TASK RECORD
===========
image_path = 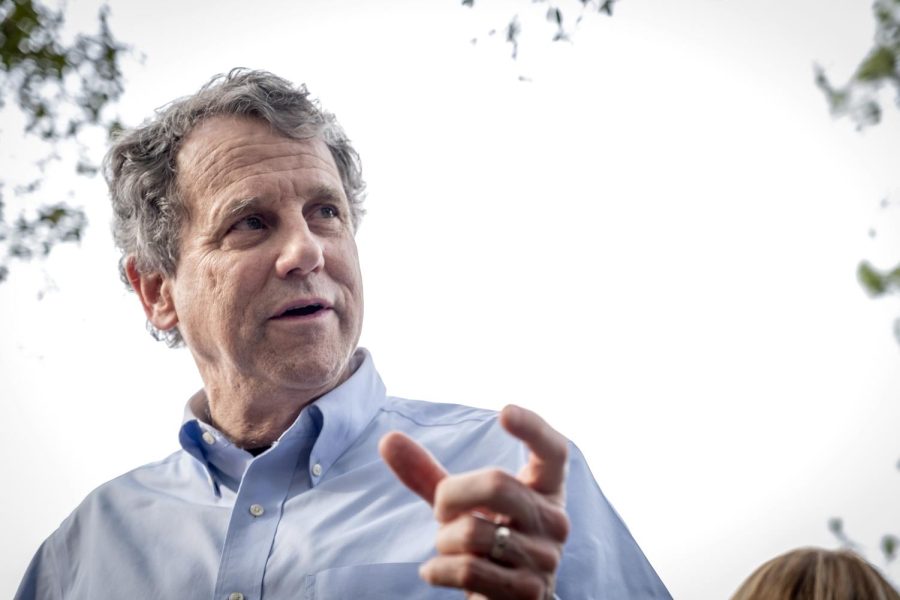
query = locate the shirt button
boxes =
[202,431,216,445]
[312,463,322,477]
[228,593,244,600]
[249,504,264,517]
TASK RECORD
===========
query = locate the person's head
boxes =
[106,70,366,402]
[731,547,900,600]
[105,69,366,347]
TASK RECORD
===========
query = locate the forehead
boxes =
[176,115,340,209]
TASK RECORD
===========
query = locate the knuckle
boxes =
[433,477,449,504]
[458,556,481,589]
[419,564,437,584]
[518,574,546,600]
[486,468,510,495]
[558,511,571,542]
[526,514,568,571]
[435,525,453,553]
[461,517,481,551]
[536,500,569,541]
[548,506,570,542]
[529,537,563,573]
[433,478,453,521]
[544,543,563,572]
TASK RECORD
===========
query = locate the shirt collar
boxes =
[305,347,386,483]
[179,348,386,492]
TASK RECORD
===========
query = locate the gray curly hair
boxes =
[104,69,366,346]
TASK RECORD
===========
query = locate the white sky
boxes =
[2,0,900,598]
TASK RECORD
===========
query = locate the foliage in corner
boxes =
[463,0,617,61]
[0,0,127,282]
[858,261,900,298]
[817,0,900,345]
[815,0,900,129]
[820,0,900,570]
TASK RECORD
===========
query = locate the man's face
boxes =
[163,115,364,397]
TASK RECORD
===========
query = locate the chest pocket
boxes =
[305,562,461,599]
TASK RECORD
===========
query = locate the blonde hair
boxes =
[731,547,899,600]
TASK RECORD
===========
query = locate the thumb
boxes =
[499,404,568,496]
[379,431,448,505]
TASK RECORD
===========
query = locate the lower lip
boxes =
[270,307,334,324]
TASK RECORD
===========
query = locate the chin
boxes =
[274,346,353,393]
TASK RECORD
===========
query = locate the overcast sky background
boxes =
[2,0,900,598]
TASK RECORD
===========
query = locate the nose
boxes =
[274,219,324,279]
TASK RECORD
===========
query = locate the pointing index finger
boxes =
[500,405,569,495]
[379,431,448,505]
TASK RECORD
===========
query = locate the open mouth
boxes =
[279,303,326,317]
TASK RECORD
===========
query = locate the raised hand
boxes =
[379,405,570,600]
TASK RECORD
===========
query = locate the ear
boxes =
[125,257,179,332]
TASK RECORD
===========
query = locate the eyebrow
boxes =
[307,184,347,206]
[222,196,262,220]
[216,184,348,224]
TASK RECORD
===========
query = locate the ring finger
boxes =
[435,514,561,573]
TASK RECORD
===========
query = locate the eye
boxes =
[318,205,340,219]
[231,215,267,231]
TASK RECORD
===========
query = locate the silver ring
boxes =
[490,525,511,560]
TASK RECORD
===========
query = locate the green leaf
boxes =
[75,160,98,175]
[882,534,898,562]
[506,16,520,43]
[813,66,851,113]
[547,7,562,26]
[828,517,843,536]
[39,206,67,225]
[505,16,520,59]
[855,46,897,82]
[858,261,887,296]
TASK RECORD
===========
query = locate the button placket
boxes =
[212,417,316,600]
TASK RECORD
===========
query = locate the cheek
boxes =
[333,242,363,298]
[345,249,365,334]
[180,257,246,319]
[325,239,363,327]
[196,258,227,304]
[214,264,266,319]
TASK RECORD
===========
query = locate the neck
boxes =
[197,364,354,449]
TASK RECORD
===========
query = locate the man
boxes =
[17,70,670,599]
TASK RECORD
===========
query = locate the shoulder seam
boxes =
[100,450,187,486]
[379,404,497,429]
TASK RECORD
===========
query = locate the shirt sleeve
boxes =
[15,539,62,600]
[555,442,672,600]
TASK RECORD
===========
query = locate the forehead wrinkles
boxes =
[177,125,341,229]
[181,133,335,197]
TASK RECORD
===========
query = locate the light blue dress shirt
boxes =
[17,349,670,599]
